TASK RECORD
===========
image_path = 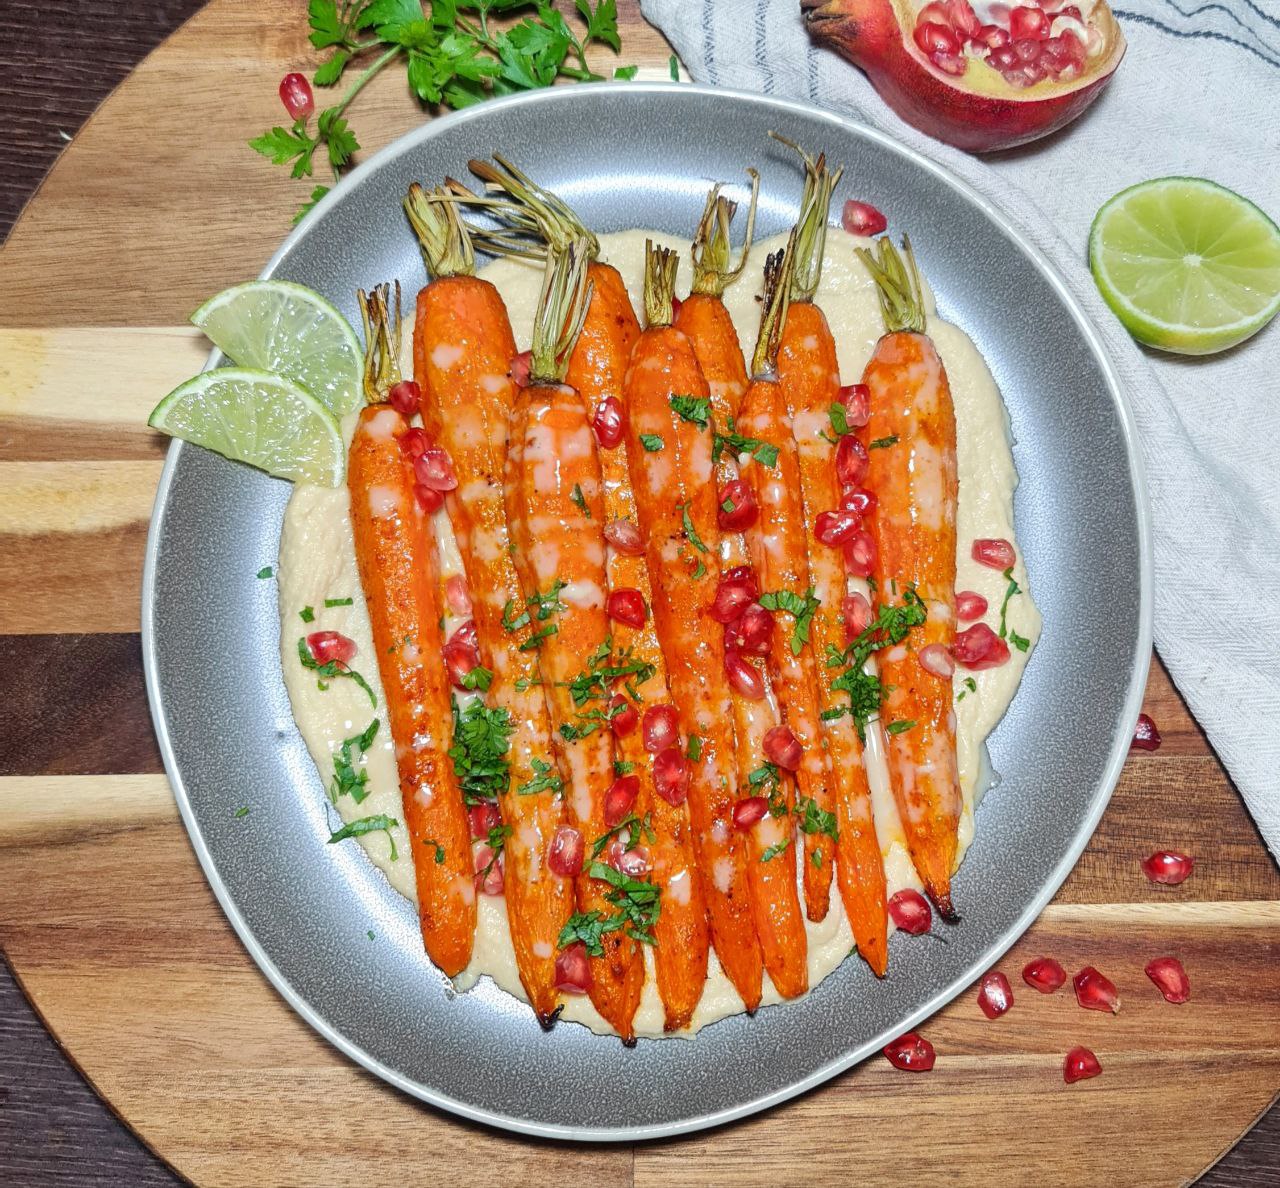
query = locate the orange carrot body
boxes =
[675,293,748,415]
[778,300,888,970]
[413,275,572,1023]
[347,405,476,977]
[861,329,960,919]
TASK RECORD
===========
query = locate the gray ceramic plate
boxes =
[143,83,1152,1141]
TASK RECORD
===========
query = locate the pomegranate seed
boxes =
[413,483,444,513]
[604,518,645,555]
[888,888,932,934]
[723,565,759,596]
[554,942,592,993]
[642,704,680,754]
[763,725,803,771]
[816,508,862,547]
[976,22,1011,48]
[509,350,532,388]
[955,590,988,621]
[617,846,652,878]
[913,20,960,56]
[841,201,888,238]
[916,1,953,25]
[1073,966,1120,1014]
[653,746,691,806]
[725,649,767,699]
[710,572,756,623]
[919,642,955,679]
[718,479,759,531]
[1131,712,1162,751]
[414,445,458,492]
[443,633,481,689]
[883,1032,936,1071]
[592,396,625,448]
[399,427,428,460]
[604,775,640,827]
[971,537,1016,570]
[732,796,769,831]
[1063,1046,1102,1084]
[467,801,501,839]
[989,44,1021,70]
[836,382,872,427]
[547,825,585,878]
[836,434,869,487]
[1022,957,1066,993]
[945,0,982,37]
[1013,37,1042,64]
[607,587,647,629]
[951,623,1010,670]
[842,529,878,578]
[1056,4,1084,19]
[445,574,472,617]
[931,51,968,75]
[278,72,315,120]
[388,380,420,417]
[726,603,774,657]
[1010,4,1051,37]
[306,630,356,665]
[842,487,877,517]
[1144,956,1191,1004]
[473,844,504,895]
[1141,850,1194,886]
[976,971,1014,1019]
[842,592,874,640]
[609,693,638,737]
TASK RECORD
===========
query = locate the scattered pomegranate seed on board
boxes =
[977,971,1014,1018]
[1073,966,1120,1013]
[1145,957,1191,1004]
[883,1032,936,1071]
[888,889,932,934]
[1063,1046,1102,1084]
[1141,850,1194,885]
[1131,712,1162,751]
[1022,957,1067,993]
[278,72,314,120]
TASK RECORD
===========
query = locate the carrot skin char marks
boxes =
[347,405,476,977]
[861,327,960,920]
[568,265,710,1032]
[505,378,644,1041]
[778,299,888,970]
[623,322,763,1012]
[413,274,572,1025]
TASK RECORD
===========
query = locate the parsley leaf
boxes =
[329,813,399,860]
[713,431,779,469]
[759,587,821,655]
[330,718,380,805]
[795,796,839,842]
[828,402,852,438]
[869,435,899,449]
[678,503,709,554]
[299,605,315,623]
[501,597,531,632]
[639,433,665,452]
[885,719,916,735]
[997,566,1021,640]
[687,735,703,762]
[761,837,792,862]
[449,700,513,804]
[570,482,591,517]
[256,566,274,579]
[1010,629,1031,653]
[517,756,564,797]
[669,394,711,429]
[296,637,377,706]
[324,596,353,607]
[460,664,493,692]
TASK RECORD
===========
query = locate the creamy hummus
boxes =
[277,228,1041,1037]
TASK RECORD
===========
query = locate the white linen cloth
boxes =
[640,0,1280,856]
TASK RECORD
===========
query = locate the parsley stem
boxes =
[332,45,402,121]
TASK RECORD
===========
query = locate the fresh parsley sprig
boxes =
[330,718,380,804]
[450,699,514,804]
[759,587,821,656]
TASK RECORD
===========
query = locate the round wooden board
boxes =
[1,2,1278,1184]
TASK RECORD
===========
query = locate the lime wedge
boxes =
[149,368,344,487]
[1089,177,1280,355]
[191,280,363,415]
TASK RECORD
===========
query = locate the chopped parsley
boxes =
[614,759,635,776]
[299,605,315,623]
[747,761,788,817]
[713,431,779,469]
[479,823,513,877]
[827,402,853,438]
[558,861,662,955]
[957,675,978,702]
[570,482,591,518]
[328,813,399,860]
[256,566,274,579]
[528,578,568,622]
[1010,629,1031,653]
[296,637,376,707]
[514,673,542,692]
[640,433,665,452]
[761,837,792,862]
[519,623,558,651]
[590,811,654,859]
[502,598,531,632]
[869,435,899,449]
[759,587,822,655]
[234,806,250,818]
[679,502,709,554]
[324,596,353,607]
[687,735,703,762]
[997,567,1021,640]
[367,930,375,940]
[795,795,839,842]
[669,394,711,429]
[885,719,916,736]
[517,757,563,797]
[449,701,513,804]
[329,718,379,805]
[460,665,493,692]
[691,560,707,580]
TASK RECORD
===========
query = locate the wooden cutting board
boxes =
[1,2,1277,1184]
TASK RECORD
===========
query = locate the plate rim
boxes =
[142,80,1154,1143]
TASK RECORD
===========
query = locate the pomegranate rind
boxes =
[804,0,1126,152]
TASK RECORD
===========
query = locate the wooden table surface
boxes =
[1,2,1278,1184]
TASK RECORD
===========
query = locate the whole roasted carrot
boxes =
[856,236,961,921]
[403,186,573,1025]
[774,142,888,969]
[505,242,645,1042]
[347,285,475,977]
[623,242,763,1012]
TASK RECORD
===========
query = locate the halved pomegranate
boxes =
[803,0,1125,152]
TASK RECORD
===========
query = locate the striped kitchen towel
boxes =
[641,0,1280,854]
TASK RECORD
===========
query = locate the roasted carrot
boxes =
[774,142,888,968]
[856,236,961,921]
[402,186,573,1025]
[347,285,475,977]
[623,243,763,1012]
[504,242,645,1041]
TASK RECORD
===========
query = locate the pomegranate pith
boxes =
[1073,965,1120,1013]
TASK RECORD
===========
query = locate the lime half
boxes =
[1089,177,1280,355]
[149,368,344,487]
[191,280,363,415]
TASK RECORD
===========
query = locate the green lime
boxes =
[191,280,363,415]
[148,368,344,487]
[1089,177,1280,356]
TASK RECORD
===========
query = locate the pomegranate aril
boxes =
[732,795,769,831]
[547,825,585,878]
[837,383,872,427]
[1131,712,1162,751]
[509,350,532,388]
[841,487,877,516]
[617,846,652,878]
[841,201,888,238]
[306,630,356,665]
[842,592,874,640]
[1144,956,1191,1004]
[1073,965,1120,1013]
[1141,849,1193,885]
[843,529,879,578]
[415,483,445,514]
[414,445,458,492]
[278,72,315,120]
[718,479,758,531]
[399,426,428,460]
[1009,5,1051,37]
[888,888,932,935]
[945,0,982,37]
[603,775,640,828]
[977,971,1014,1019]
[642,704,680,754]
[1013,36,1042,61]
[951,622,1010,670]
[972,537,1016,569]
[473,844,504,895]
[727,602,774,657]
[592,396,625,449]
[955,590,988,621]
[836,434,869,487]
[919,642,955,679]
[989,44,1021,69]
[445,573,472,617]
[604,519,645,555]
[725,649,767,699]
[443,622,481,688]
[1022,957,1066,993]
[609,693,638,737]
[387,380,420,417]
[554,942,592,994]
[816,508,862,547]
[763,725,803,772]
[1063,1046,1102,1084]
[607,587,647,629]
[653,746,691,806]
[710,572,757,624]
[976,22,1011,48]
[467,801,502,839]
[883,1032,936,1071]
[914,20,961,56]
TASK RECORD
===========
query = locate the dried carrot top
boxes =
[688,171,759,298]
[403,182,476,280]
[529,238,594,385]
